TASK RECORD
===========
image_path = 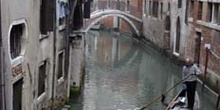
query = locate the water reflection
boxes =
[82,30,216,110]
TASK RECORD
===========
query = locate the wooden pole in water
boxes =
[202,47,209,91]
[216,80,220,109]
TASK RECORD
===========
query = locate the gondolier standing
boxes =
[182,58,201,110]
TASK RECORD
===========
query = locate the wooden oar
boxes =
[165,90,181,110]
[139,74,193,110]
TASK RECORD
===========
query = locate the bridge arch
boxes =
[84,14,140,36]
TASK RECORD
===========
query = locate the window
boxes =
[189,0,194,18]
[126,0,130,12]
[178,0,182,8]
[57,52,64,79]
[197,2,203,20]
[165,17,171,31]
[149,1,152,16]
[10,24,24,59]
[185,0,189,24]
[152,1,159,18]
[213,3,220,24]
[59,0,69,30]
[164,16,171,49]
[168,3,170,12]
[13,79,23,110]
[144,0,147,14]
[207,3,213,22]
[40,0,54,34]
[38,61,46,97]
[175,18,181,54]
[160,2,163,20]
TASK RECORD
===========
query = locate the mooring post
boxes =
[216,80,220,109]
[202,47,210,91]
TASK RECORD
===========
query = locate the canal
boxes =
[72,29,216,110]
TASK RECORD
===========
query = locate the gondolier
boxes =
[182,58,201,109]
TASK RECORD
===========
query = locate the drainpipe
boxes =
[51,0,57,109]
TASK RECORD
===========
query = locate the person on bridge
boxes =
[182,58,201,110]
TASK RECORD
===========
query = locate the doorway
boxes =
[194,32,202,66]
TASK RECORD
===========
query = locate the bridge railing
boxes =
[90,1,142,19]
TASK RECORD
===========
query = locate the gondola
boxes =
[163,88,200,110]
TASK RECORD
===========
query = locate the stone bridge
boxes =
[83,1,143,36]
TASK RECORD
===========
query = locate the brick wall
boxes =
[186,1,220,77]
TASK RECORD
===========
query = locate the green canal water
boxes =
[70,29,216,110]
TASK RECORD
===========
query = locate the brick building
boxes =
[142,0,220,90]
[185,0,220,88]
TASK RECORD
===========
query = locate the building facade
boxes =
[185,0,220,88]
[143,0,220,90]
[0,0,86,110]
[143,0,187,56]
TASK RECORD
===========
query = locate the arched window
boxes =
[164,16,171,49]
[175,17,181,54]
[160,2,163,20]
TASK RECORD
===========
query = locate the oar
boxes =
[165,89,183,110]
[139,73,193,110]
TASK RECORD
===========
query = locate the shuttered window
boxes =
[40,0,55,34]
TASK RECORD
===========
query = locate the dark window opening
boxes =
[127,0,130,11]
[207,3,213,22]
[40,0,54,34]
[57,52,63,79]
[59,18,66,27]
[165,17,171,31]
[189,0,194,18]
[213,3,220,24]
[197,2,203,20]
[164,16,171,49]
[175,18,181,53]
[13,79,23,110]
[10,24,24,59]
[72,4,83,30]
[185,0,189,24]
[160,2,163,20]
[144,0,147,14]
[149,1,152,16]
[178,0,182,8]
[38,62,46,97]
[168,3,170,12]
[152,1,159,18]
